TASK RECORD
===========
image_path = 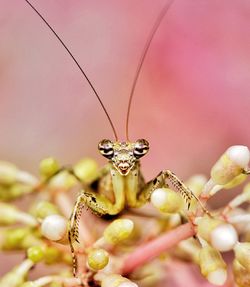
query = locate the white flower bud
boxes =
[211,223,238,252]
[151,188,184,213]
[207,269,227,286]
[211,145,250,185]
[41,214,67,242]
[199,245,227,286]
[197,217,238,252]
[227,146,250,168]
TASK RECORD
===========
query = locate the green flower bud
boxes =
[199,245,227,286]
[0,183,34,202]
[224,174,248,189]
[9,184,34,200]
[73,158,98,183]
[0,203,19,225]
[44,246,61,264]
[87,248,109,270]
[27,246,45,263]
[0,203,37,226]
[49,171,76,189]
[234,242,250,272]
[39,157,60,178]
[2,228,30,250]
[30,201,59,220]
[103,219,134,245]
[233,259,250,287]
[21,234,43,250]
[0,161,18,185]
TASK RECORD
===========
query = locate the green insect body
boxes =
[68,139,199,276]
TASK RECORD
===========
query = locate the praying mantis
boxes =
[22,0,207,277]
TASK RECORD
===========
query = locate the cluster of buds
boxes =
[0,145,250,287]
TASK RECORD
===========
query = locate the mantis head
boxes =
[98,139,149,176]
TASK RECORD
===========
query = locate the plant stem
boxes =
[32,275,81,287]
[121,222,195,274]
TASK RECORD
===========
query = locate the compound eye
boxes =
[98,139,114,159]
[134,139,149,159]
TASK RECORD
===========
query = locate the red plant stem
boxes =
[121,222,195,274]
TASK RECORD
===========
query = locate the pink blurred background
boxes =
[0,1,250,285]
[1,0,250,180]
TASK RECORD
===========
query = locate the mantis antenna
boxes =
[125,0,175,140]
[24,0,118,141]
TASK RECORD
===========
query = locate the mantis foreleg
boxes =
[135,169,208,213]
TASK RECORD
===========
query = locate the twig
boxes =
[121,222,195,274]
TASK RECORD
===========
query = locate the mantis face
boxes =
[98,139,149,176]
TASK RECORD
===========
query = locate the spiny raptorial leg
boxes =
[70,195,85,244]
[137,169,209,214]
[41,165,117,276]
[69,194,85,277]
[163,170,193,207]
[68,190,109,277]
[162,170,209,214]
